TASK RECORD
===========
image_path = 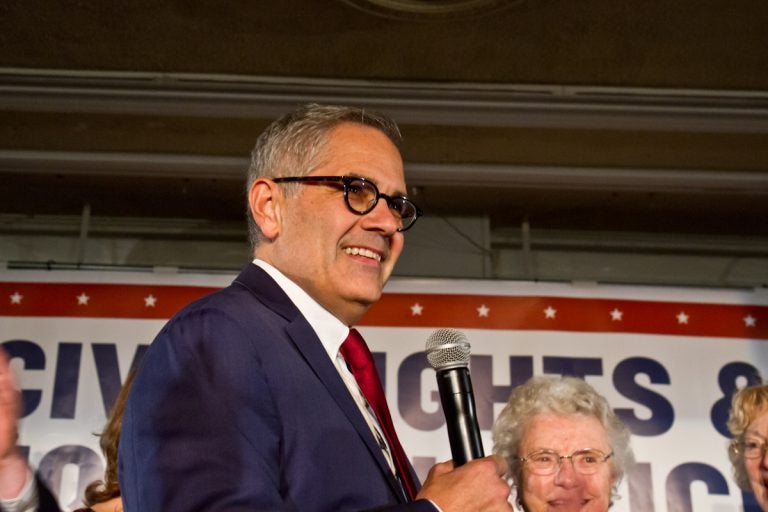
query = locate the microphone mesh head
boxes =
[425,328,470,370]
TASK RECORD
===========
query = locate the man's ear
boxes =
[248,178,281,240]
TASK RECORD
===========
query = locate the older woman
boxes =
[727,384,768,510]
[492,376,634,511]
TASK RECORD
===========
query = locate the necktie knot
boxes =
[340,328,372,374]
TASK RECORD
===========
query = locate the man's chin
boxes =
[343,282,384,306]
[334,292,381,324]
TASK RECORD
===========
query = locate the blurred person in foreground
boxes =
[0,347,61,512]
[493,376,634,511]
[72,368,135,512]
[727,383,768,510]
[118,103,511,512]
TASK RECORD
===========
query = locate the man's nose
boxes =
[361,198,401,234]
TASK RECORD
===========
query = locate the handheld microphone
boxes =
[425,328,484,467]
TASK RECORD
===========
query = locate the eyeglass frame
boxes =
[271,175,423,232]
[732,437,768,460]
[513,448,614,476]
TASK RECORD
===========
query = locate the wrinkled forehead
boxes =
[317,123,406,189]
[520,413,610,453]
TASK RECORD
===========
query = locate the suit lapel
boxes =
[284,317,407,502]
[233,264,407,502]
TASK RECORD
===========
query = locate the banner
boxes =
[1,269,767,511]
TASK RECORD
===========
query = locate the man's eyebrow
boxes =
[349,172,409,197]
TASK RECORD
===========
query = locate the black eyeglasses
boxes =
[272,175,423,232]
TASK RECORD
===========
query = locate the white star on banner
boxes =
[477,304,490,317]
[610,308,623,321]
[544,306,557,319]
[144,294,157,307]
[10,292,23,305]
[676,311,689,324]
[744,315,757,327]
[410,303,423,316]
[77,293,90,306]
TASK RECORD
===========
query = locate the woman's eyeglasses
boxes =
[733,438,768,460]
[514,449,614,476]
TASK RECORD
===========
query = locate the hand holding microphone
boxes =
[417,329,513,511]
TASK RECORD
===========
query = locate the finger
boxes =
[0,371,13,403]
[488,454,509,476]
[0,348,9,373]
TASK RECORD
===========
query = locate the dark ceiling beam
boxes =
[0,150,246,179]
[2,69,768,134]
[2,149,766,195]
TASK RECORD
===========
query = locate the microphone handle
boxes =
[436,367,485,466]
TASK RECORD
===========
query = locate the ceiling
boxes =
[1,0,768,270]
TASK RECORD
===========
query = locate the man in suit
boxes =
[118,104,512,511]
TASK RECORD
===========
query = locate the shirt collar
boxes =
[252,259,349,360]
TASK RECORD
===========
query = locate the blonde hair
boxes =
[727,384,768,490]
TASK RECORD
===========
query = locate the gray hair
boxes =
[727,383,768,491]
[492,376,634,509]
[245,103,402,250]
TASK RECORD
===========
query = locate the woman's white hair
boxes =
[492,375,634,509]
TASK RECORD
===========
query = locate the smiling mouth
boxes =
[547,498,589,510]
[344,246,382,262]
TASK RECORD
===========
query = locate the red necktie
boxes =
[340,328,418,500]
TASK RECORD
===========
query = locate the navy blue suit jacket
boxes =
[119,264,436,511]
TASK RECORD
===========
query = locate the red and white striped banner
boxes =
[2,269,766,511]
